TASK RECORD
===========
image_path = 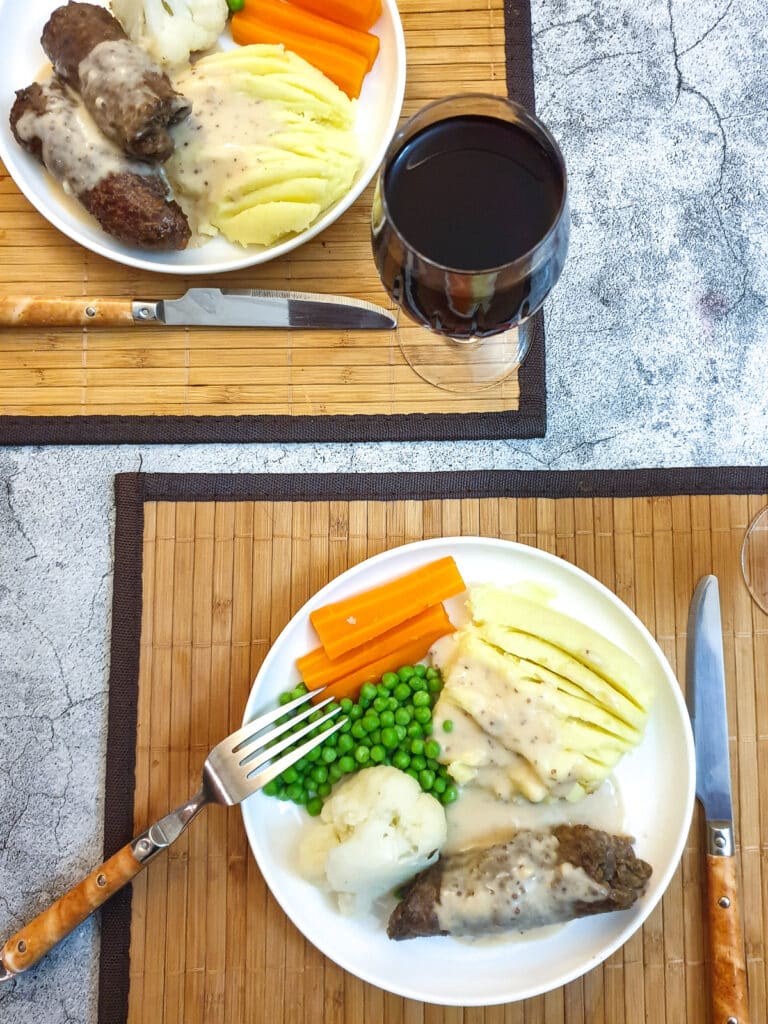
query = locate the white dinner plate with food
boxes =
[241,536,696,1006]
[0,0,406,274]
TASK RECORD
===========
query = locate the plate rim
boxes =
[0,0,407,275]
[240,535,697,1006]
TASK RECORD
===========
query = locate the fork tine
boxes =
[235,694,335,758]
[240,703,345,776]
[247,711,348,792]
[226,686,326,754]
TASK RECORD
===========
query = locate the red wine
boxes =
[373,113,567,338]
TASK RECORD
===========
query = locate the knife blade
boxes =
[0,288,397,330]
[686,575,751,1024]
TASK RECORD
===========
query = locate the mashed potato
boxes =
[299,766,447,915]
[167,44,360,246]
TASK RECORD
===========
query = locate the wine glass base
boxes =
[741,506,768,613]
[399,326,529,393]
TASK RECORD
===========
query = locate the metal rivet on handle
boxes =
[16,941,26,953]
[715,834,726,848]
[726,1017,738,1024]
[136,306,152,320]
[85,306,96,318]
[97,874,107,887]
[718,896,731,908]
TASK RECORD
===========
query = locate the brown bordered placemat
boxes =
[100,466,768,1024]
[0,0,546,446]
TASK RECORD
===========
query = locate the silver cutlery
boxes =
[0,687,343,981]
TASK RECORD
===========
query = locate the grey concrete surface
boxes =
[1,0,767,1019]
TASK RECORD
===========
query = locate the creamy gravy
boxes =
[166,71,280,232]
[435,831,609,937]
[76,40,189,125]
[444,776,625,855]
[15,82,149,195]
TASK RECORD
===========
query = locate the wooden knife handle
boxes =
[706,853,750,1023]
[0,843,143,978]
[0,296,136,327]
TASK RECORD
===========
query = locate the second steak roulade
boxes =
[41,1,191,162]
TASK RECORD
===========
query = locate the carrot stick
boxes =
[311,617,456,704]
[284,0,382,32]
[230,13,369,98]
[241,0,380,70]
[298,603,453,690]
[309,556,466,660]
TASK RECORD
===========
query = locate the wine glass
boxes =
[741,506,768,612]
[371,93,569,392]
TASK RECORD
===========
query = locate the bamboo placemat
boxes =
[0,0,547,446]
[100,468,768,1024]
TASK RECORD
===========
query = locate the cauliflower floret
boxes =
[299,766,447,916]
[110,0,228,68]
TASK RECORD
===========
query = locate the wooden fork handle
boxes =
[0,843,143,979]
[0,296,137,327]
[706,852,751,1024]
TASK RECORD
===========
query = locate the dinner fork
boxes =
[0,688,343,982]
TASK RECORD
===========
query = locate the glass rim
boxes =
[377,93,569,276]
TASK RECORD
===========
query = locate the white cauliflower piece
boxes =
[110,0,228,68]
[298,766,447,916]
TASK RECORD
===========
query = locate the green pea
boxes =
[362,715,379,733]
[370,744,386,763]
[419,769,435,791]
[410,738,425,756]
[398,665,416,681]
[413,706,431,725]
[406,722,423,739]
[426,758,440,772]
[427,676,442,693]
[393,683,411,702]
[394,707,411,725]
[380,710,395,728]
[329,764,344,782]
[392,750,410,770]
[369,729,382,745]
[373,696,388,713]
[281,766,299,784]
[286,782,304,802]
[227,0,246,13]
[317,782,332,797]
[262,779,280,796]
[381,727,399,749]
[442,719,455,733]
[349,704,364,720]
[381,672,399,688]
[411,755,426,772]
[354,745,370,764]
[276,787,291,801]
[291,682,309,698]
[321,747,337,764]
[340,697,354,713]
[338,755,355,774]
[360,682,378,703]
[338,733,354,753]
[414,663,428,677]
[306,795,323,816]
[405,768,420,781]
[425,667,440,679]
[425,740,441,759]
[387,697,399,712]
[311,764,328,784]
[441,785,459,805]
[412,690,431,707]
[432,776,447,794]
[278,692,293,706]
[410,676,428,691]
[351,721,367,740]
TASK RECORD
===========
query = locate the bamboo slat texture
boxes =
[126,493,768,1024]
[0,0,520,419]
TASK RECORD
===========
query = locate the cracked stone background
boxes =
[1,0,766,1020]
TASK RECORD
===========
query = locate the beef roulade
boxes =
[10,78,191,250]
[387,825,653,940]
[40,2,190,162]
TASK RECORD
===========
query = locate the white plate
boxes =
[241,537,696,1006]
[0,0,406,275]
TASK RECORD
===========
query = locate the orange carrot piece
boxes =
[241,0,380,70]
[230,13,369,98]
[285,0,382,32]
[311,617,456,704]
[298,603,453,690]
[309,556,466,660]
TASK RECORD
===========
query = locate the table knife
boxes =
[686,575,751,1024]
[0,288,396,330]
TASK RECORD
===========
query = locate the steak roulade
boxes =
[387,825,653,940]
[41,2,190,162]
[10,79,191,250]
